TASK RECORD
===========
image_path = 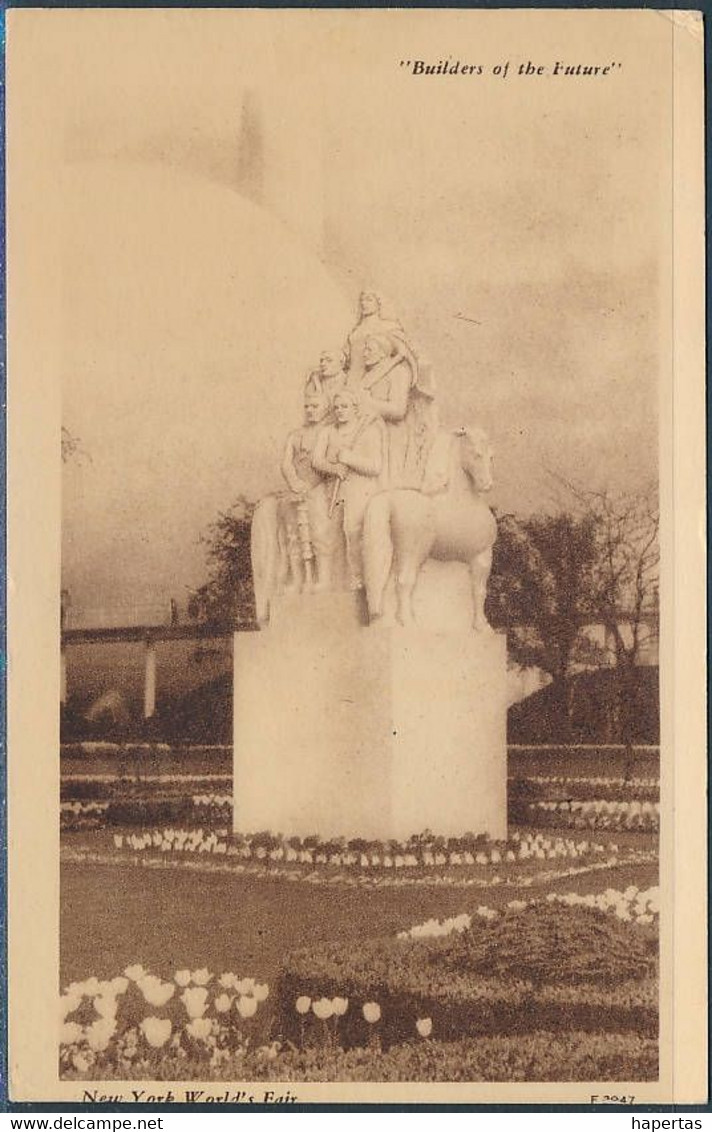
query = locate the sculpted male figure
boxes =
[359,332,438,490]
[316,350,348,405]
[312,388,387,591]
[279,385,342,592]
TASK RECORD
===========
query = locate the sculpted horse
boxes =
[362,426,497,630]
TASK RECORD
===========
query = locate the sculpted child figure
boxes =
[278,384,342,592]
[312,387,387,591]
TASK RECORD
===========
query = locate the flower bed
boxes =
[62,1030,659,1083]
[277,902,657,1050]
[62,819,656,897]
[61,801,110,833]
[525,800,659,833]
[60,797,231,832]
[243,1029,658,1082]
[60,965,271,1078]
[61,765,660,839]
[60,891,659,1082]
[398,885,659,939]
[104,827,615,868]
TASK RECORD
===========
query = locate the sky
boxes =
[40,10,671,617]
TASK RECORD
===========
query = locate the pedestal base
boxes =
[233,592,507,842]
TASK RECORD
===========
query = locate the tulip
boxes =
[253,982,269,1002]
[138,977,174,1008]
[236,996,258,1019]
[124,965,146,982]
[362,1002,381,1024]
[174,969,191,987]
[415,1017,432,1038]
[191,968,211,986]
[295,995,311,1015]
[214,994,232,1013]
[140,1017,172,1049]
[181,986,209,1019]
[110,977,129,996]
[218,973,237,989]
[86,1016,116,1052]
[312,997,334,1020]
[60,1021,83,1045]
[93,994,118,1019]
[186,1017,212,1041]
[332,997,349,1016]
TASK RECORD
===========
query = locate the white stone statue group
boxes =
[251,291,497,630]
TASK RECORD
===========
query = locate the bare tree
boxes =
[585,484,660,766]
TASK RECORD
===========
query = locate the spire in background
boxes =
[236,85,324,257]
[236,88,265,205]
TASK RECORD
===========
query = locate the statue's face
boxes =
[334,394,357,424]
[363,336,386,368]
[359,291,379,317]
[320,352,341,378]
[304,395,327,424]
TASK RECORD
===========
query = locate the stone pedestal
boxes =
[233,587,507,842]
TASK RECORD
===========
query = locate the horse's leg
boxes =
[362,493,394,622]
[391,494,433,627]
[469,546,494,632]
[395,561,421,627]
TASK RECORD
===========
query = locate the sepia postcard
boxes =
[6,7,707,1107]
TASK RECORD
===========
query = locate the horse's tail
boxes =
[363,492,393,620]
[250,495,280,626]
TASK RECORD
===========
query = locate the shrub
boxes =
[445,903,657,986]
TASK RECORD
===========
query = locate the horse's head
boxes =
[454,426,494,493]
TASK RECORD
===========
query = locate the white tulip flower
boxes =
[236,996,259,1019]
[140,1017,172,1048]
[311,997,334,1020]
[186,1017,212,1041]
[362,1002,381,1024]
[181,986,209,1019]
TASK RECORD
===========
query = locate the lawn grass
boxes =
[60,849,658,991]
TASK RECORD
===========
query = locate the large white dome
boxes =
[61,161,352,620]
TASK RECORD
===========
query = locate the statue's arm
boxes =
[365,366,410,422]
[280,432,307,494]
[339,426,383,478]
